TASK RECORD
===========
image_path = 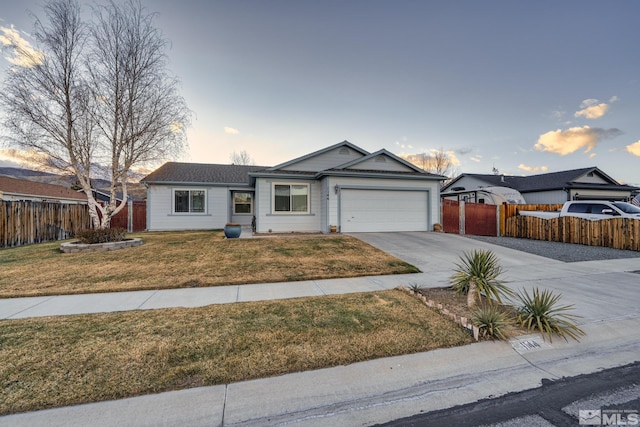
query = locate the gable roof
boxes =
[140,163,267,185]
[256,141,444,181]
[444,167,638,193]
[333,149,430,174]
[0,176,87,201]
[266,140,369,171]
[143,142,446,185]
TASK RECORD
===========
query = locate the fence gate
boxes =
[442,199,460,233]
[465,202,498,236]
[441,200,498,236]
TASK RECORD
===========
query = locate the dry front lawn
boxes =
[0,231,419,297]
[0,290,473,415]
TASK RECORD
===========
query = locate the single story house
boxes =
[442,167,639,204]
[0,175,88,204]
[141,141,445,233]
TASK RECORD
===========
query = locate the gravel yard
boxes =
[465,235,640,263]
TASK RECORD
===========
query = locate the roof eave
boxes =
[318,170,445,181]
[142,180,254,187]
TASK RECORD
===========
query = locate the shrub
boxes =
[516,287,585,343]
[408,283,423,293]
[470,305,512,340]
[76,227,127,244]
[450,250,514,307]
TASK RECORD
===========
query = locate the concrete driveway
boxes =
[350,232,640,326]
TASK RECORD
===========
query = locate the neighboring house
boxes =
[442,167,639,204]
[90,188,144,203]
[141,141,445,233]
[0,175,88,204]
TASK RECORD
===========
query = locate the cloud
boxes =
[579,99,599,108]
[551,110,566,120]
[518,164,548,173]
[470,156,481,163]
[0,25,43,67]
[626,140,640,156]
[535,126,622,155]
[574,99,609,119]
[609,95,620,103]
[0,148,49,169]
[224,126,240,135]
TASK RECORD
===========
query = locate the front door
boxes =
[231,191,254,226]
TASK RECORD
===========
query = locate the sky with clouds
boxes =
[1,0,640,185]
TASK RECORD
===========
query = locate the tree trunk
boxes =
[467,279,478,308]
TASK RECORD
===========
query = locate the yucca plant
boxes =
[470,305,512,340]
[450,250,514,308]
[516,287,585,342]
[408,283,423,294]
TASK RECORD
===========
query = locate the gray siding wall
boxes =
[348,156,414,172]
[574,173,609,184]
[281,147,363,171]
[146,185,228,230]
[522,190,567,204]
[255,176,440,233]
[254,178,322,233]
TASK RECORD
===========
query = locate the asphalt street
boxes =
[377,361,640,427]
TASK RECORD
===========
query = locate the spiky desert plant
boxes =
[450,250,514,308]
[470,305,512,340]
[408,283,423,294]
[516,287,585,343]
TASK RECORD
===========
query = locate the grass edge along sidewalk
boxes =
[0,231,419,298]
[0,289,475,415]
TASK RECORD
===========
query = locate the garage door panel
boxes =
[341,189,428,232]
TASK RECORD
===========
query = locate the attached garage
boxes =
[339,188,429,232]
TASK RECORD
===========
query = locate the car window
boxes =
[614,202,640,214]
[567,203,589,213]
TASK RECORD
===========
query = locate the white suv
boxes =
[565,201,640,220]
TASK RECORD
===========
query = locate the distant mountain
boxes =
[0,167,146,200]
[0,167,59,179]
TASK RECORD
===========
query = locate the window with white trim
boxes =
[273,183,309,213]
[174,189,205,213]
[233,192,253,214]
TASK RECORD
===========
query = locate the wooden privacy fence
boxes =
[0,201,91,248]
[442,199,460,234]
[505,215,640,252]
[106,200,146,232]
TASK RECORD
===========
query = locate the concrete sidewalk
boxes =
[2,232,639,426]
[0,274,423,320]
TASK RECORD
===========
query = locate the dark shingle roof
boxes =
[141,162,267,184]
[448,167,638,193]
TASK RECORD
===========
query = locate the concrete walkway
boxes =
[2,232,639,426]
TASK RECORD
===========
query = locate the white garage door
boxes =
[340,189,428,232]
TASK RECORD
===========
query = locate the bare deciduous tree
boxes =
[230,150,255,165]
[0,0,190,229]
[402,147,460,178]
